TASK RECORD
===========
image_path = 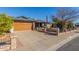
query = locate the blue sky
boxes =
[0,7,57,22]
[0,7,78,23]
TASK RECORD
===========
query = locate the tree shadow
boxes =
[44,32,58,36]
[0,42,6,45]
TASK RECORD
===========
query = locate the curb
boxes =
[46,33,79,51]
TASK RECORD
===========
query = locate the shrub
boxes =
[52,17,60,28]
[52,17,66,32]
[67,21,74,30]
[0,14,13,35]
[52,16,74,32]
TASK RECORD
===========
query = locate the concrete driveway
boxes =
[13,31,78,51]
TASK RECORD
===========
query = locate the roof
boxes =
[75,23,79,26]
[13,17,49,23]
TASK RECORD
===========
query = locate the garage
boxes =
[12,17,47,31]
[13,20,33,31]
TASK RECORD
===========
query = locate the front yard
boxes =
[12,30,79,51]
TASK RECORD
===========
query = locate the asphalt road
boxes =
[57,37,79,51]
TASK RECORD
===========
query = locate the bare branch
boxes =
[56,7,79,22]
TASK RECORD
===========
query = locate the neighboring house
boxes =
[75,23,79,28]
[12,17,48,31]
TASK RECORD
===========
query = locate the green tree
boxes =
[52,16,68,32]
[51,8,78,32]
[52,16,60,27]
[0,14,13,34]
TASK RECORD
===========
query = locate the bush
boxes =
[52,16,74,32]
[67,21,74,30]
[0,14,13,35]
[52,17,60,28]
[52,17,66,32]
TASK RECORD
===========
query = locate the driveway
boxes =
[13,31,77,51]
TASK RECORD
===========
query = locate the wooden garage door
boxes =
[13,21,32,31]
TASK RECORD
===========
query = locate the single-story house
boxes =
[12,17,48,31]
[75,23,79,27]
